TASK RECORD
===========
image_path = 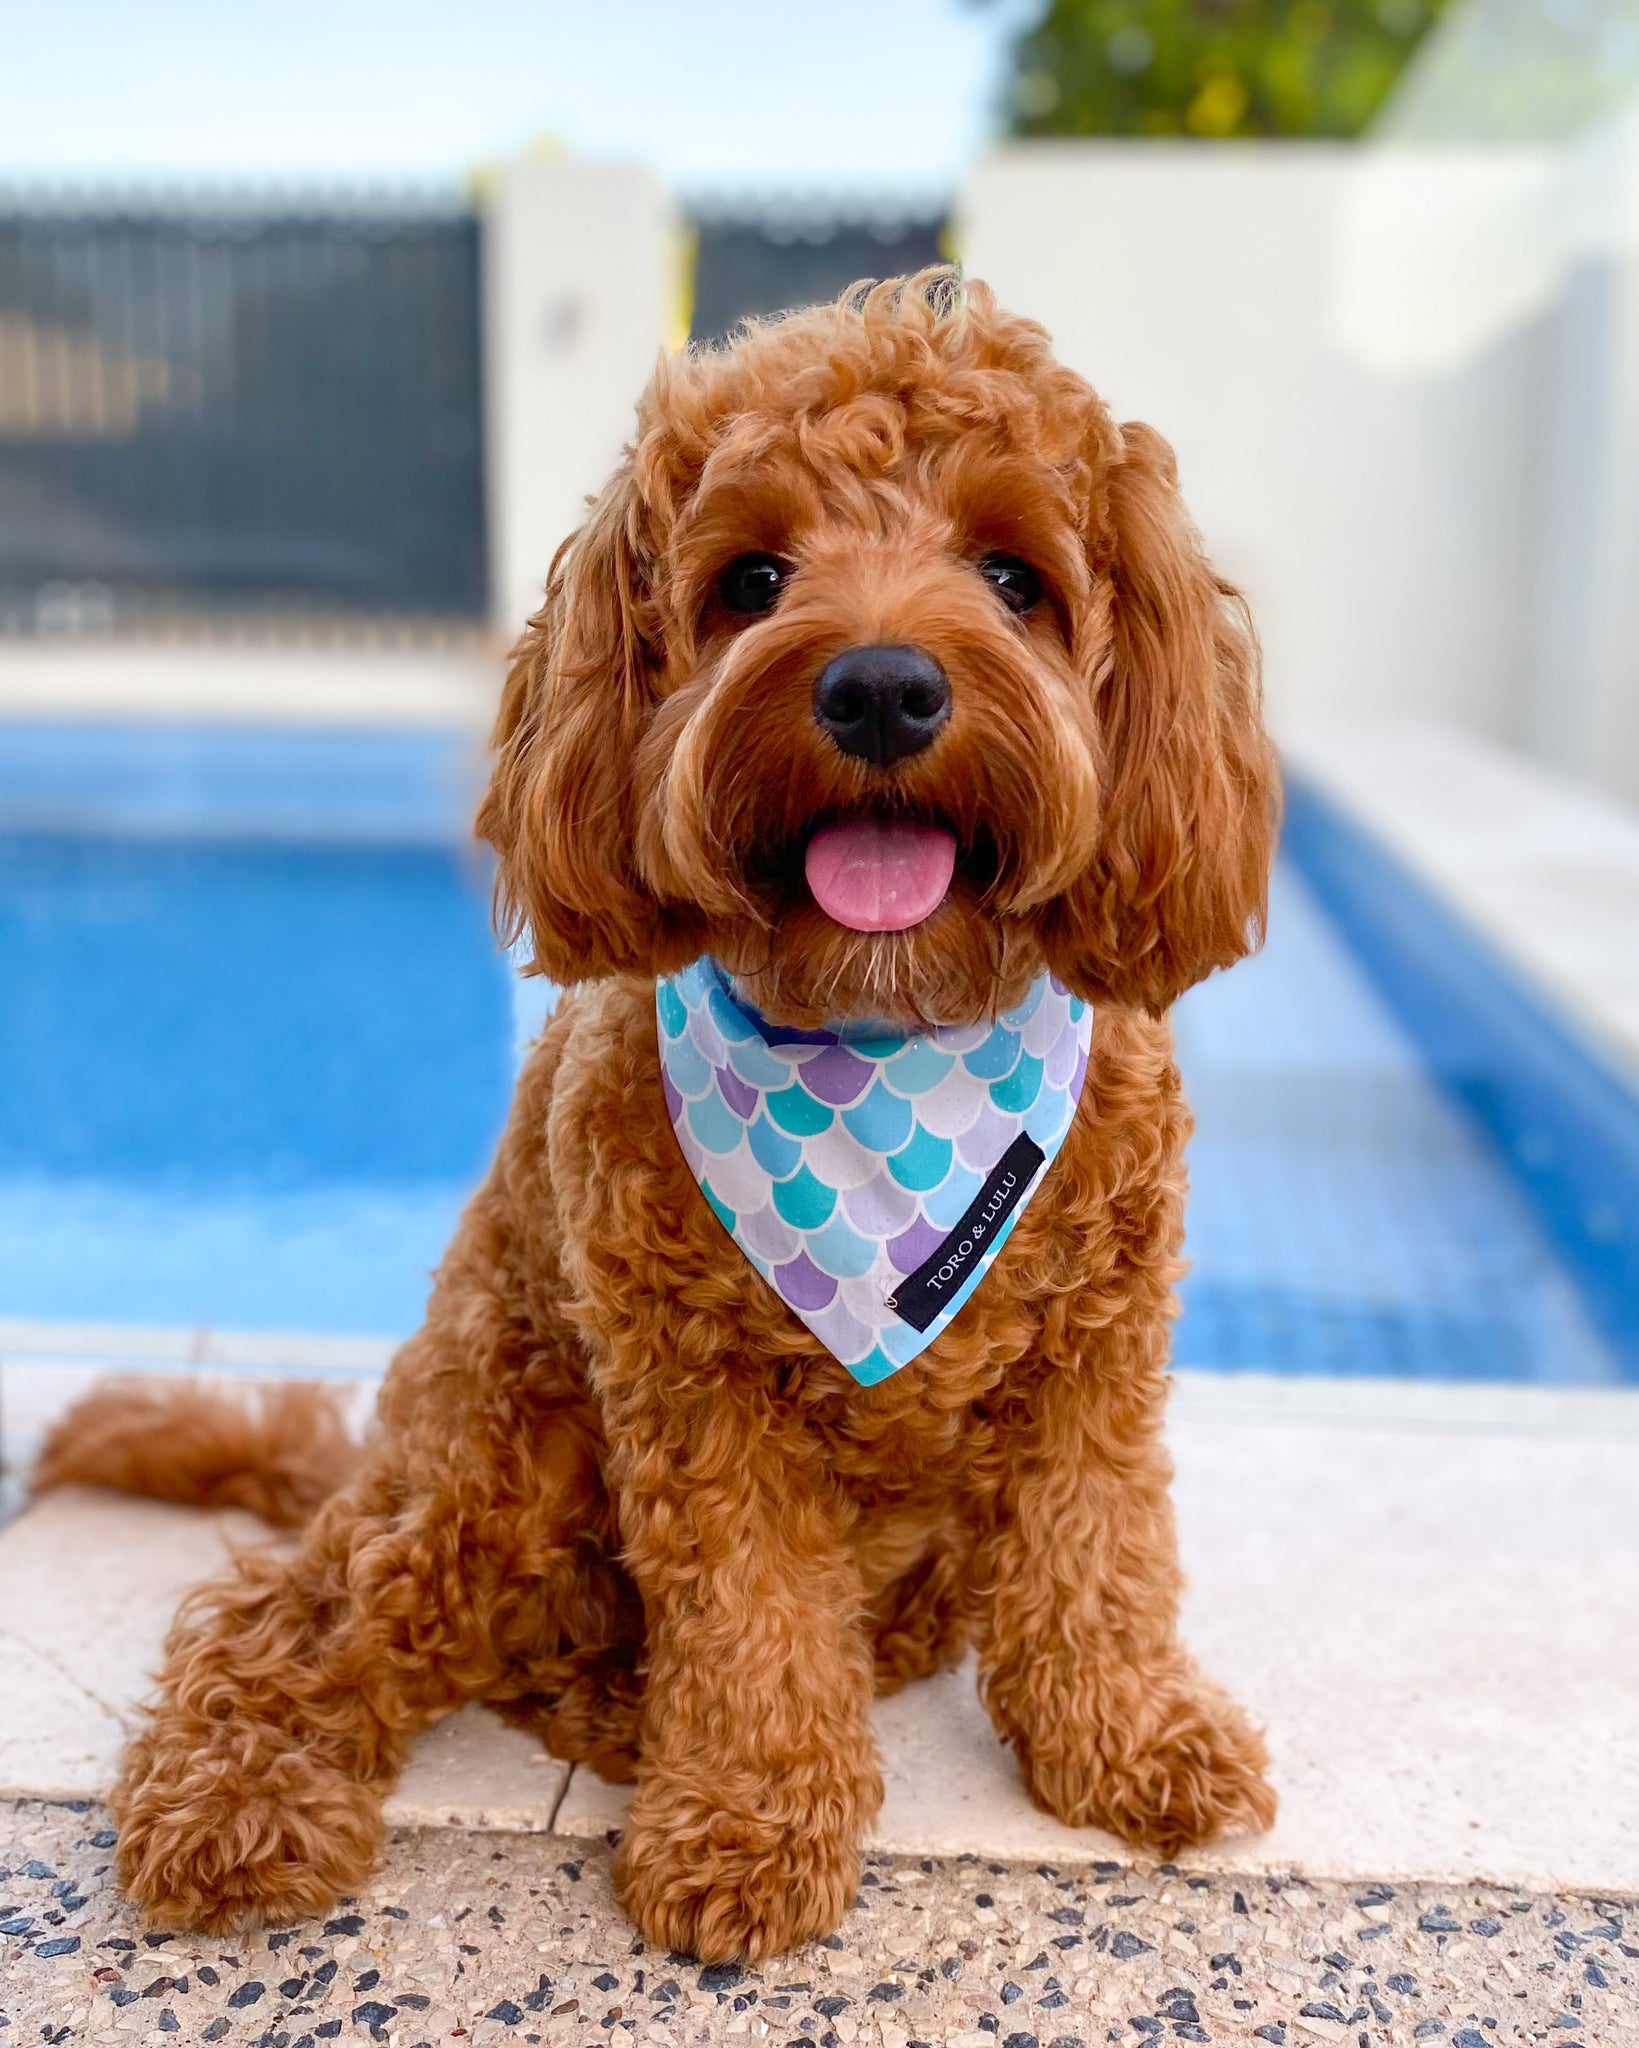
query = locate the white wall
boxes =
[957,143,1555,748]
[475,139,1639,803]
[1531,106,1639,806]
[482,157,675,638]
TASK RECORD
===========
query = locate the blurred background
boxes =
[2,0,1637,1398]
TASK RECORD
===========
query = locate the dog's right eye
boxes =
[978,553,1043,614]
[718,553,787,615]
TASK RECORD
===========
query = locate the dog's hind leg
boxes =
[488,1548,647,1784]
[111,1296,615,1932]
[867,1522,975,1695]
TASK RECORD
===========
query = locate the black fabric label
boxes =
[886,1132,1047,1333]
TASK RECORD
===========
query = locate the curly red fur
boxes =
[34,1379,358,1529]
[36,272,1278,1959]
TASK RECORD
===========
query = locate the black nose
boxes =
[813,644,951,768]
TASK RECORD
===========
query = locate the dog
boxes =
[36,272,1279,1962]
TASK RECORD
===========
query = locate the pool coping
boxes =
[7,1316,1639,1442]
[1282,721,1639,1092]
[0,1315,394,1377]
[0,640,503,731]
[2,1358,1636,1893]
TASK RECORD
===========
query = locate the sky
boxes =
[0,0,1033,200]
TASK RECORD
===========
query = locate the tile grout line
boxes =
[547,1762,577,1837]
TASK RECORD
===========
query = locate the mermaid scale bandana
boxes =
[656,958,1094,1386]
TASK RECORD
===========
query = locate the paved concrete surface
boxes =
[558,1376,1639,1893]
[0,1321,399,1376]
[3,1372,1637,1896]
[1,1799,1631,2047]
[1283,722,1639,1086]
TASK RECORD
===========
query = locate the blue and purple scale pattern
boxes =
[656,957,1092,1384]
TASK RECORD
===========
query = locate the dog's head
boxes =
[480,273,1276,1026]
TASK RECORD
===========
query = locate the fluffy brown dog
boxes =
[37,272,1279,1961]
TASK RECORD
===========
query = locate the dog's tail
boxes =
[31,1377,362,1530]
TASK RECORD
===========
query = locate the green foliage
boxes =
[1003,0,1451,139]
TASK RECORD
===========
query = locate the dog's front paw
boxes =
[1015,1677,1277,1857]
[615,1780,860,1962]
[114,1721,384,1932]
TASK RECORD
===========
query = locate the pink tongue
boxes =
[804,819,957,933]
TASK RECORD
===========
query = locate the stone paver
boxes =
[0,1799,1631,2047]
[1283,721,1639,1086]
[3,1372,1637,1894]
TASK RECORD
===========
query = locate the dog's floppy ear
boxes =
[477,466,666,983]
[1044,422,1279,1014]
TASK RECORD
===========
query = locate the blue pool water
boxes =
[0,724,511,1332]
[1172,869,1613,1382]
[0,720,1632,1382]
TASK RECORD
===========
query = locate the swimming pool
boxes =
[1,719,1633,1383]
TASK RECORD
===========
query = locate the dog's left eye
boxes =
[718,553,788,615]
[978,554,1042,614]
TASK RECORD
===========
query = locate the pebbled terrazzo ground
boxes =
[2,1803,1634,2047]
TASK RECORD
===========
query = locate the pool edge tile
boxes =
[4,1412,1637,1892]
[1169,1365,1639,1437]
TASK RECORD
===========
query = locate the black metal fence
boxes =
[0,197,948,633]
[689,208,948,344]
[0,201,487,629]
